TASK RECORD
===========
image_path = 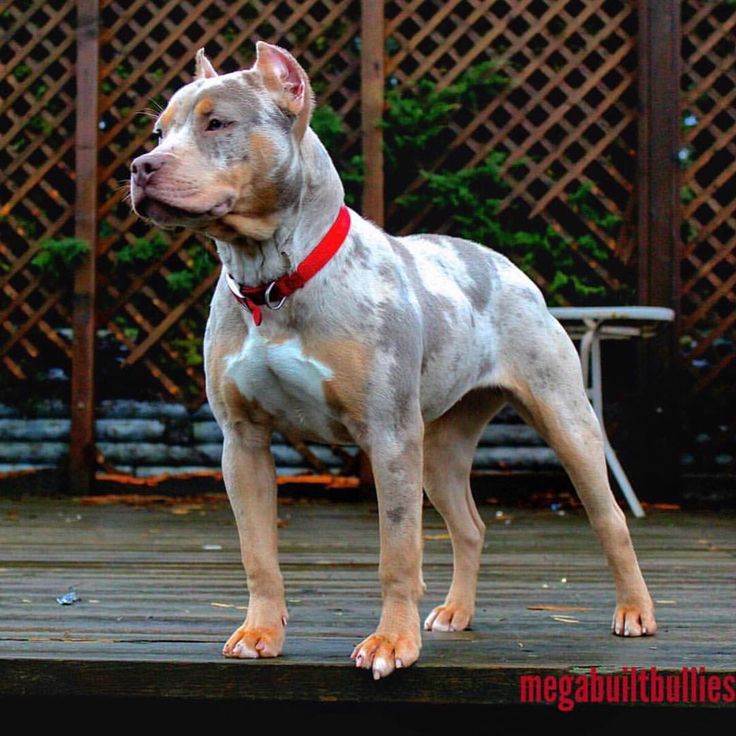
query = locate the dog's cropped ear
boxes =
[253,41,313,141]
[195,48,218,80]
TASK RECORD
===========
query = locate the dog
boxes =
[130,42,657,680]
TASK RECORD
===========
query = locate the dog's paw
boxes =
[222,623,285,658]
[611,603,657,637]
[351,632,420,680]
[424,603,473,632]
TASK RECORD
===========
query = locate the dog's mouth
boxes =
[133,194,234,228]
[137,198,194,224]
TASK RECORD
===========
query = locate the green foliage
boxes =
[566,183,619,260]
[28,114,53,136]
[382,80,461,164]
[115,62,132,80]
[113,315,139,342]
[310,105,347,154]
[99,218,115,239]
[170,331,204,368]
[166,242,217,295]
[381,65,508,214]
[397,151,510,244]
[340,154,365,208]
[382,61,510,197]
[374,64,625,304]
[31,81,47,99]
[115,232,169,266]
[13,63,31,81]
[310,105,363,207]
[308,63,624,302]
[10,134,27,153]
[519,227,608,301]
[222,23,238,42]
[31,237,90,279]
[11,215,39,238]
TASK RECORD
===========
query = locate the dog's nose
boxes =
[130,152,166,187]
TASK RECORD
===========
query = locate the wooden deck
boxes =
[0,496,734,705]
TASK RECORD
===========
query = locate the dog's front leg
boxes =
[220,424,287,659]
[352,423,425,679]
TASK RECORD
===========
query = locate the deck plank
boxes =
[0,498,734,703]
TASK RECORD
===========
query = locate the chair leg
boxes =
[580,323,646,518]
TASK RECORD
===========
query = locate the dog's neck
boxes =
[213,129,345,288]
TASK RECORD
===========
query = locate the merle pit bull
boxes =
[130,42,656,680]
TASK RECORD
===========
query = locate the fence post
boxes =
[69,0,99,494]
[360,0,384,225]
[636,0,681,499]
[358,0,384,488]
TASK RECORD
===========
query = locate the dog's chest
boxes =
[224,330,336,436]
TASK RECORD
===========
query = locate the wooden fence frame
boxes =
[66,0,683,492]
[70,0,99,494]
[636,1,682,497]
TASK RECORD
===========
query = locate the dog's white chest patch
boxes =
[225,330,334,432]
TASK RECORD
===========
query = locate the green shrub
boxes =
[31,237,90,279]
[387,71,622,302]
[115,231,169,265]
[165,242,216,295]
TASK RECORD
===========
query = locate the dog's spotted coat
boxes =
[130,43,657,680]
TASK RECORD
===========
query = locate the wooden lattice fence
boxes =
[1,0,734,487]
[383,0,639,303]
[681,0,736,397]
[0,0,78,382]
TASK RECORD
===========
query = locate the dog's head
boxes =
[130,42,313,240]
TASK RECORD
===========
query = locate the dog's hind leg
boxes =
[423,388,506,632]
[504,318,657,637]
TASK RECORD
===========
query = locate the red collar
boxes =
[224,205,351,326]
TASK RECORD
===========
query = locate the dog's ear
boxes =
[195,48,218,80]
[253,41,313,141]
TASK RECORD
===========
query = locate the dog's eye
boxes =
[152,128,162,142]
[206,118,225,131]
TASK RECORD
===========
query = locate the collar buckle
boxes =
[225,204,350,326]
[264,281,287,310]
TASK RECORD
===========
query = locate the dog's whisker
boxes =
[111,179,131,193]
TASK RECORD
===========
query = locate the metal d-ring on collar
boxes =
[224,205,351,326]
[264,281,287,310]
